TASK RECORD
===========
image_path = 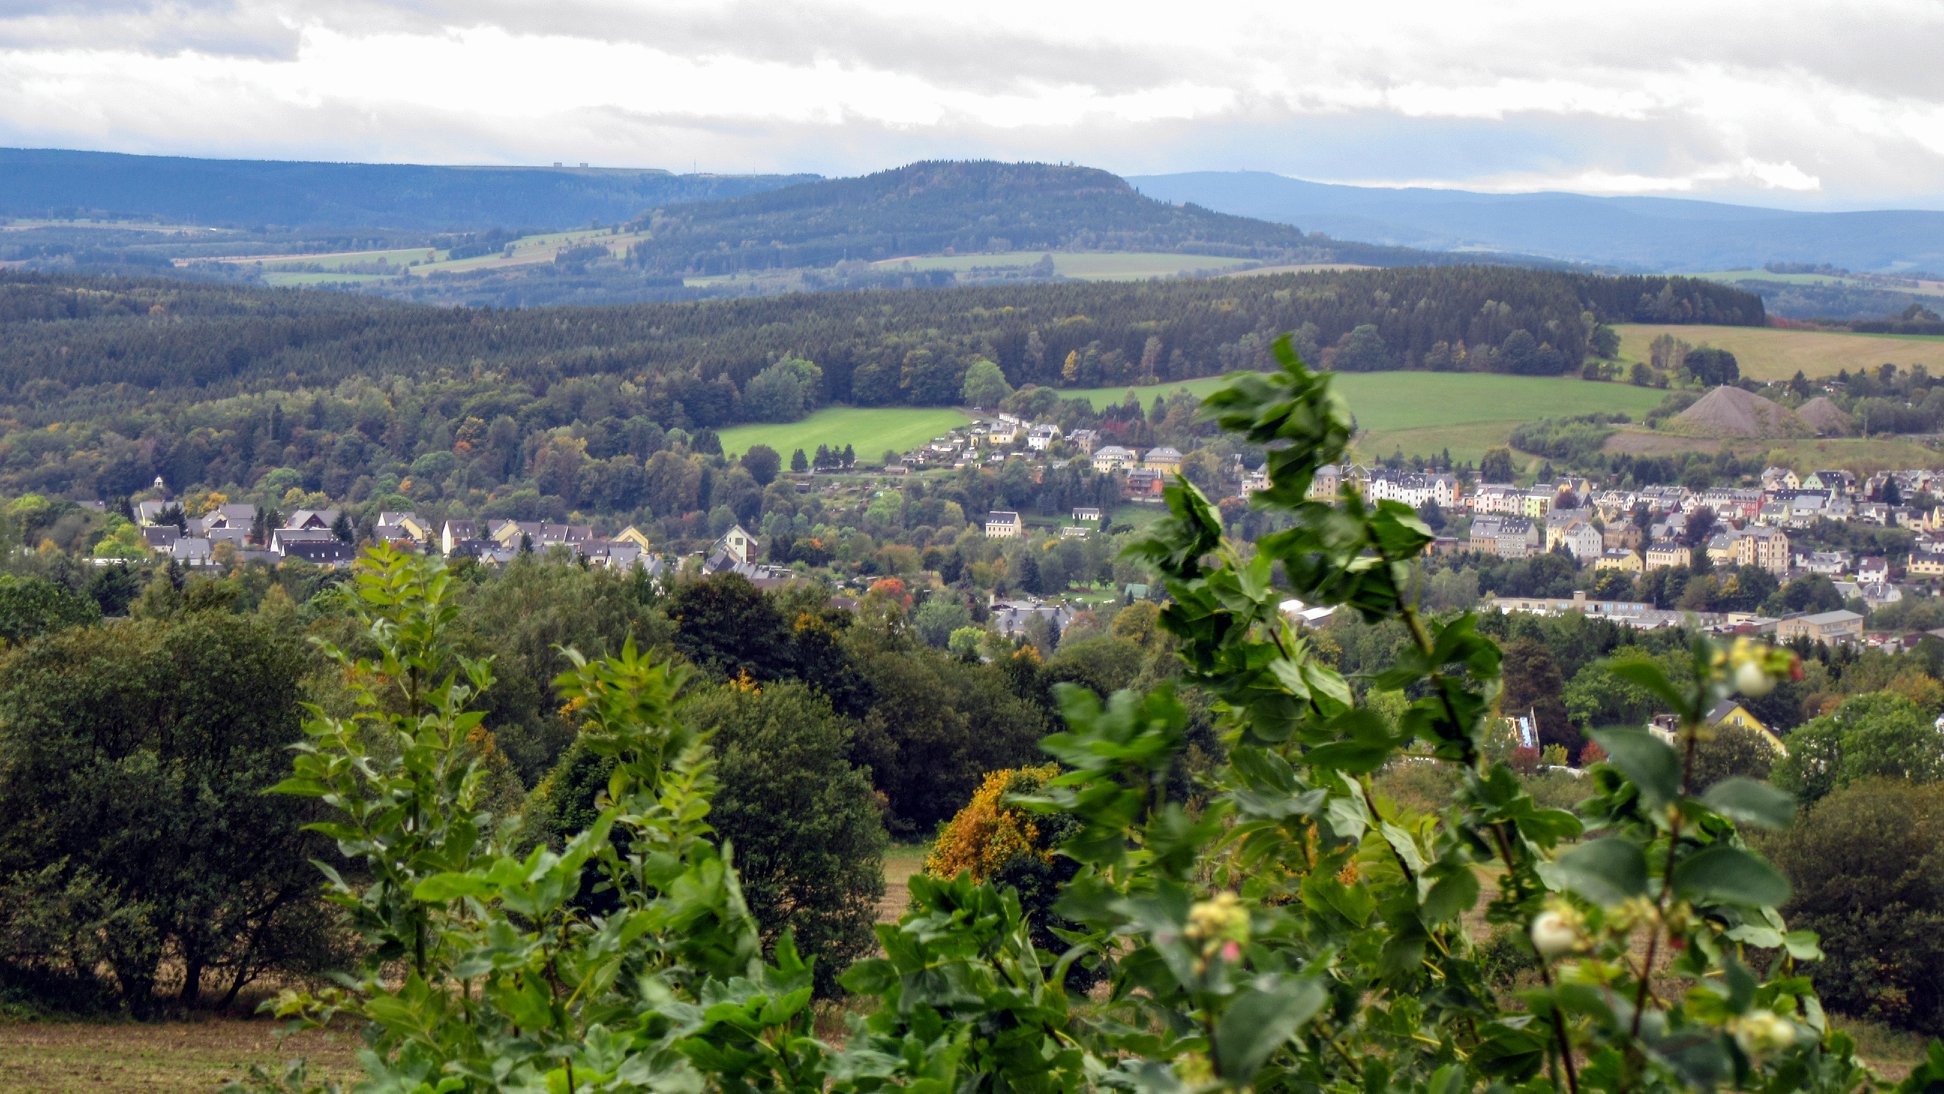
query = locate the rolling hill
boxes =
[619,161,1326,278]
[1126,171,1944,274]
[0,147,813,231]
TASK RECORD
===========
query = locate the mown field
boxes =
[1614,323,1944,381]
[716,406,973,460]
[871,250,1258,280]
[238,227,650,287]
[1068,372,1672,464]
[0,1019,358,1093]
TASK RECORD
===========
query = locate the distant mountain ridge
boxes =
[1127,171,1944,273]
[0,147,814,231]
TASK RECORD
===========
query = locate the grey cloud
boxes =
[0,0,300,58]
[252,0,1202,96]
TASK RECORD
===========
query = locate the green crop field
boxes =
[716,406,973,460]
[1614,323,1944,381]
[871,251,1257,280]
[1065,371,1671,463]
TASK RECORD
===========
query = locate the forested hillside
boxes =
[0,267,1757,502]
[617,161,1558,279]
[0,147,811,230]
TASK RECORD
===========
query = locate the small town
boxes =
[86,401,1944,656]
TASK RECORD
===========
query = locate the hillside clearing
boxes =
[716,406,973,460]
[1068,371,1670,463]
[1614,323,1944,381]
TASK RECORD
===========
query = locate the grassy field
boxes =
[716,406,972,460]
[1066,371,1672,463]
[878,843,929,923]
[0,1018,358,1092]
[871,251,1257,280]
[257,247,436,271]
[1694,268,1944,299]
[199,227,649,284]
[1614,323,1944,381]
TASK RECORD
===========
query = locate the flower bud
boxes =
[1530,908,1581,959]
[1732,1011,1796,1058]
[1734,660,1775,697]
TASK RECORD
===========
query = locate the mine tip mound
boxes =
[1796,395,1856,436]
[1665,386,1814,439]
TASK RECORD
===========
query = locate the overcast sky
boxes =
[2,0,1941,209]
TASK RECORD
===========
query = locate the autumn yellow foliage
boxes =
[925,765,1061,882]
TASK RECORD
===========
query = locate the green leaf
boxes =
[1670,845,1791,908]
[1541,838,1648,906]
[1701,778,1796,830]
[1212,976,1325,1083]
[412,872,497,903]
[1590,728,1682,807]
[1607,659,1695,722]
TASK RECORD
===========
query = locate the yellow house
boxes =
[1650,700,1788,754]
[1595,548,1643,573]
[1708,700,1789,754]
[614,525,654,551]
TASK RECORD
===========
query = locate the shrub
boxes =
[1765,779,1944,1036]
[1579,741,1609,766]
[1508,745,1541,775]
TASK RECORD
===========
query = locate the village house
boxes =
[1644,540,1688,570]
[1469,515,1538,558]
[1123,467,1166,501]
[1596,548,1644,574]
[1308,464,1343,501]
[983,510,1023,538]
[1071,507,1102,523]
[1774,609,1864,645]
[1092,445,1136,473]
[1026,424,1061,451]
[1794,550,1853,577]
[1728,524,1790,577]
[1142,446,1184,473]
[1909,545,1944,579]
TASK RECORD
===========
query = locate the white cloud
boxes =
[0,0,1937,205]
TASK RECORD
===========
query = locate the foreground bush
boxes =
[251,344,1926,1093]
[0,613,332,1013]
[1766,779,1944,1037]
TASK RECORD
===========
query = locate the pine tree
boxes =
[790,448,808,473]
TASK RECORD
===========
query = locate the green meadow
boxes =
[716,406,973,461]
[1067,371,1671,463]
